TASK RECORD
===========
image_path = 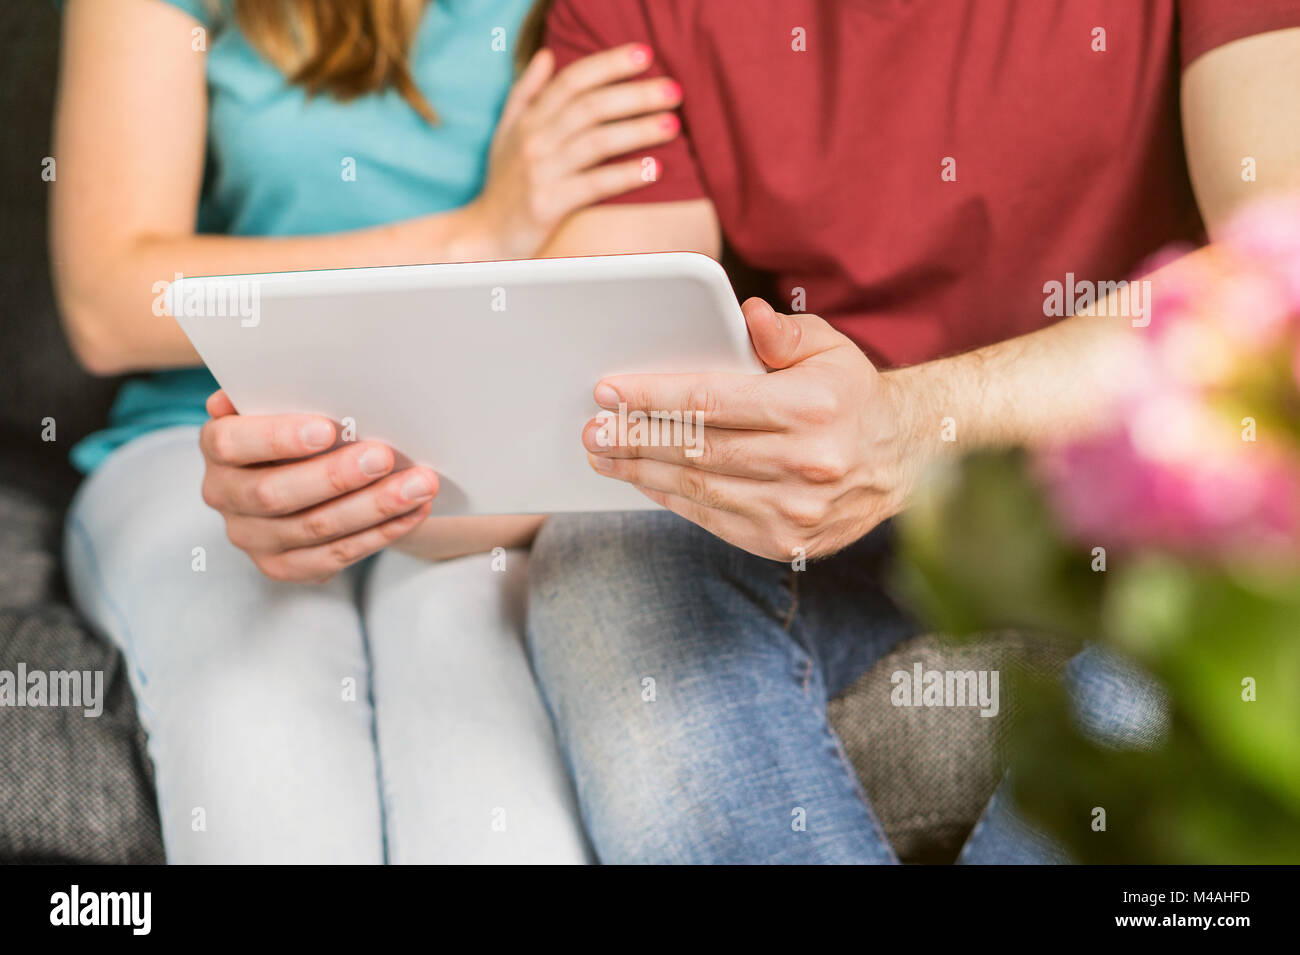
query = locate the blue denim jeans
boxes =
[527,510,1167,864]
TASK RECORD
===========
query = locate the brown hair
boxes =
[226,0,558,125]
[514,0,555,70]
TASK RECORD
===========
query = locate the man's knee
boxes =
[530,510,710,651]
[1066,645,1169,748]
[530,510,704,598]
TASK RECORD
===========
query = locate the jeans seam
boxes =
[355,566,390,864]
[780,568,800,632]
[778,569,815,695]
[824,719,900,863]
[781,563,897,862]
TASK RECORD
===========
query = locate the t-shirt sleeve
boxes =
[161,0,212,25]
[1179,0,1300,68]
[544,0,707,204]
[54,0,212,24]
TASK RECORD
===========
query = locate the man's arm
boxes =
[582,29,1300,560]
[1182,27,1300,237]
[891,27,1300,457]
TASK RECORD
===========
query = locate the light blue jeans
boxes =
[65,426,590,864]
[527,510,1169,864]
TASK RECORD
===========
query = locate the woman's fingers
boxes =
[253,501,435,583]
[559,109,679,174]
[529,42,655,124]
[197,395,435,584]
[557,157,659,210]
[205,439,434,518]
[205,388,237,418]
[200,409,337,466]
[496,47,555,134]
[226,467,439,552]
[545,77,681,154]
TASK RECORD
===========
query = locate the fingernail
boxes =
[594,383,620,408]
[660,113,680,133]
[401,473,435,501]
[590,454,614,472]
[358,448,389,477]
[661,80,682,101]
[629,43,652,66]
[584,422,611,451]
[301,421,333,449]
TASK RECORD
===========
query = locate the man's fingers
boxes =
[583,418,788,479]
[229,467,440,551]
[741,297,849,370]
[587,452,759,514]
[594,371,777,431]
[200,411,338,466]
[633,487,774,557]
[255,501,434,583]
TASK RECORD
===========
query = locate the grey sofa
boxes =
[0,3,165,863]
[0,1,1067,864]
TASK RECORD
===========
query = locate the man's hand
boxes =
[199,391,438,582]
[582,298,933,561]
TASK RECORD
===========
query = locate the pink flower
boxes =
[1040,432,1300,559]
[1038,193,1300,561]
[1221,195,1300,312]
[1222,195,1300,262]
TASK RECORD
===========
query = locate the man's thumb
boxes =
[742,297,839,369]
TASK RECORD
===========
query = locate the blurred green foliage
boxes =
[894,449,1300,863]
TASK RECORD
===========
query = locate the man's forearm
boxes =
[884,248,1208,460]
[888,311,1131,459]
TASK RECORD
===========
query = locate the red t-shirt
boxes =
[545,0,1300,368]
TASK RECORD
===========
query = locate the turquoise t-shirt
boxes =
[69,0,532,472]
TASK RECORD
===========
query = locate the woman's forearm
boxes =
[392,514,547,562]
[53,202,496,376]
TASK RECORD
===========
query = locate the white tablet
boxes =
[168,252,766,515]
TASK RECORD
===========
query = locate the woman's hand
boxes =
[467,43,682,260]
[199,391,439,583]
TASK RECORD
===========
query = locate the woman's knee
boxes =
[365,546,529,651]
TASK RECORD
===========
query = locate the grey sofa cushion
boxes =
[829,630,1073,863]
[0,0,160,865]
[0,452,163,863]
[0,604,164,864]
[0,449,78,608]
